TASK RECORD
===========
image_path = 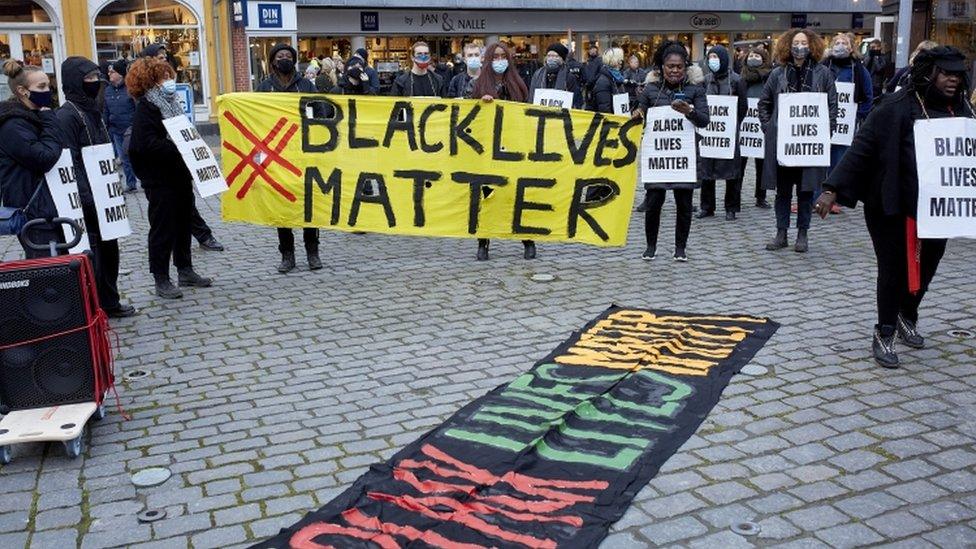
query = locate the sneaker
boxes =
[154,279,183,300]
[199,237,225,252]
[872,328,899,369]
[641,246,656,261]
[896,315,925,349]
[673,248,688,262]
[104,304,138,318]
[177,269,213,288]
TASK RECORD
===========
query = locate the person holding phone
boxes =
[632,40,709,262]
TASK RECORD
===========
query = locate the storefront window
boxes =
[0,1,59,104]
[0,0,50,23]
[93,0,205,105]
[933,0,976,84]
[249,36,290,90]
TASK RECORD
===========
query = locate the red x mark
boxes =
[223,112,302,202]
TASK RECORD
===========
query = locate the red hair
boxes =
[125,57,175,98]
[471,42,527,102]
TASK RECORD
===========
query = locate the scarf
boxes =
[824,57,869,105]
[741,64,770,84]
[145,86,184,119]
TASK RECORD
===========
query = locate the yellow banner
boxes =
[217,93,642,246]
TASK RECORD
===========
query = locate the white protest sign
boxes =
[739,98,765,158]
[44,149,90,254]
[831,82,857,146]
[532,88,574,110]
[641,106,697,183]
[914,117,976,239]
[81,143,131,241]
[613,93,630,116]
[697,95,738,160]
[776,92,830,167]
[162,115,227,198]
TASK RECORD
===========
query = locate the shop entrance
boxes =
[0,1,61,104]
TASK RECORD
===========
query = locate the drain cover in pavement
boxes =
[731,521,761,536]
[123,369,150,381]
[473,277,503,287]
[530,273,556,282]
[948,329,975,339]
[137,508,167,523]
[740,364,768,376]
[131,467,171,488]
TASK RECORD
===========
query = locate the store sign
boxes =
[851,13,864,29]
[690,13,721,30]
[402,11,488,32]
[360,11,379,31]
[791,13,807,28]
[175,83,195,123]
[258,3,283,28]
[232,0,247,27]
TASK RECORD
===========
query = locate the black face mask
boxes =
[82,80,101,98]
[274,58,296,75]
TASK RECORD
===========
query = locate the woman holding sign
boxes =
[55,56,136,318]
[740,47,772,209]
[127,57,213,300]
[633,40,709,262]
[0,60,64,257]
[815,47,973,369]
[758,28,837,254]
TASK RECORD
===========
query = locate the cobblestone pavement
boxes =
[1,168,975,549]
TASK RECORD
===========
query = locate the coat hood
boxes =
[0,98,40,129]
[61,56,101,111]
[646,63,704,86]
[708,45,731,76]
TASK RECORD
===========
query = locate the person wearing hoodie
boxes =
[346,48,380,95]
[632,40,710,262]
[815,46,973,368]
[256,43,322,274]
[0,60,64,257]
[448,43,482,99]
[529,43,582,109]
[740,47,772,209]
[55,56,137,317]
[103,59,139,192]
[139,43,225,253]
[698,45,748,221]
[588,47,626,113]
[864,39,888,100]
[127,57,213,299]
[758,28,837,254]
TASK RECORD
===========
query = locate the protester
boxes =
[582,45,603,105]
[256,43,322,273]
[467,42,535,261]
[127,57,212,299]
[885,40,938,94]
[622,55,647,108]
[586,47,626,113]
[733,47,747,74]
[698,45,748,221]
[342,65,372,95]
[433,58,452,97]
[103,59,139,192]
[448,43,482,99]
[56,56,137,317]
[815,46,973,368]
[865,39,888,99]
[347,48,380,94]
[139,43,225,252]
[529,43,581,108]
[0,60,64,257]
[740,47,772,209]
[314,57,342,94]
[758,28,837,253]
[304,64,319,83]
[632,40,709,262]
[391,42,443,97]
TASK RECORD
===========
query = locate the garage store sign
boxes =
[690,13,721,30]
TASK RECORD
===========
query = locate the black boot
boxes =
[636,195,648,212]
[696,210,714,219]
[178,268,213,287]
[476,239,489,261]
[873,327,899,369]
[307,252,323,271]
[794,229,809,253]
[765,229,788,251]
[756,198,771,209]
[725,211,736,221]
[523,240,536,260]
[278,252,296,273]
[896,315,925,349]
[154,278,183,299]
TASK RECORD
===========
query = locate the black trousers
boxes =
[146,186,193,279]
[747,157,767,201]
[864,206,947,332]
[700,178,743,213]
[644,188,693,249]
[278,228,320,255]
[190,202,213,244]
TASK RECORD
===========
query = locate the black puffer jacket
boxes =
[0,100,63,218]
[128,98,192,190]
[589,65,625,114]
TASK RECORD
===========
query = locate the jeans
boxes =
[774,167,812,230]
[110,130,139,190]
[644,188,693,250]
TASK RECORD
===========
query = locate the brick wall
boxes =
[231,25,250,92]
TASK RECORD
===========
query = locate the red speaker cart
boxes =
[0,219,117,464]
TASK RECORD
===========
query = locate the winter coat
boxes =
[636,65,710,190]
[528,65,581,108]
[825,88,975,217]
[757,61,838,192]
[447,72,475,99]
[589,65,625,114]
[0,100,63,219]
[128,98,192,190]
[102,82,135,135]
[698,69,748,181]
[256,72,316,93]
[864,52,888,96]
[390,71,443,97]
[823,56,873,119]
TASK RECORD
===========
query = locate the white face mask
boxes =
[161,79,177,95]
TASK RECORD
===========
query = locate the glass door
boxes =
[0,34,11,102]
[20,33,58,105]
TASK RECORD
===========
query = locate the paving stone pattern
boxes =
[1,166,975,548]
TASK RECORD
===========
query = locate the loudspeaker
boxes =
[0,258,96,412]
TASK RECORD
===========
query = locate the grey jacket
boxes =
[757,62,838,192]
[698,72,748,181]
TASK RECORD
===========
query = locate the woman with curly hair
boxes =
[758,28,838,253]
[126,57,213,299]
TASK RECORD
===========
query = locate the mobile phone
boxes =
[673,92,688,102]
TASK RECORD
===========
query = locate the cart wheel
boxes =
[93,404,106,421]
[0,446,11,465]
[63,436,83,459]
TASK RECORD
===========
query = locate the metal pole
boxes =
[895,0,912,69]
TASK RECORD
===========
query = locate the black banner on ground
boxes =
[253,306,778,548]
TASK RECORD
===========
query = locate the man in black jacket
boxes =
[391,41,442,97]
[346,48,380,94]
[256,44,322,274]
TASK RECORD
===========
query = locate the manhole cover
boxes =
[731,521,761,536]
[740,364,768,376]
[829,343,855,353]
[123,369,150,381]
[473,277,503,287]
[948,329,975,339]
[530,273,556,282]
[137,508,167,523]
[131,467,171,488]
